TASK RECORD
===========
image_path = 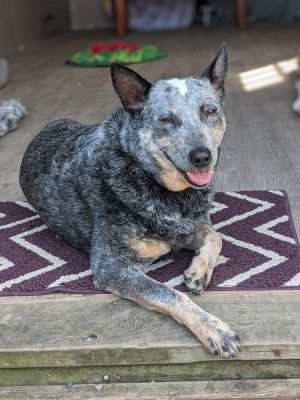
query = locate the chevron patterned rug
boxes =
[0,190,299,296]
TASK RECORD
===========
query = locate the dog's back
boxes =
[20,119,84,202]
[20,118,99,250]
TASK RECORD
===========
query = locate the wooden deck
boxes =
[1,24,300,398]
[0,291,300,397]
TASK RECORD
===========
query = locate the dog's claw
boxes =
[183,273,193,284]
[200,318,241,359]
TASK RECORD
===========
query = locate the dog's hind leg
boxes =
[91,254,240,358]
[184,223,222,295]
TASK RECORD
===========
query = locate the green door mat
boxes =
[67,41,166,67]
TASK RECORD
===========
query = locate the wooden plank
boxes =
[0,291,299,368]
[0,360,299,386]
[1,379,300,399]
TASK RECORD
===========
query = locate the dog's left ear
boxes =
[111,63,151,113]
[202,43,228,92]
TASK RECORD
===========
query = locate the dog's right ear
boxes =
[202,43,228,92]
[111,63,151,113]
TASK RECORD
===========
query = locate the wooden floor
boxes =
[1,24,300,232]
[0,24,300,398]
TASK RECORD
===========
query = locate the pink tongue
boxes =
[186,169,214,186]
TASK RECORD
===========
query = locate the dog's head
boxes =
[111,43,228,192]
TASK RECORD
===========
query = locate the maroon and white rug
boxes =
[0,190,299,296]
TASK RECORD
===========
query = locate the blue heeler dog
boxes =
[20,43,241,358]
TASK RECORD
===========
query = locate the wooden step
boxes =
[0,291,299,386]
[1,379,300,400]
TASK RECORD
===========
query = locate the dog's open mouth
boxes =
[163,152,214,188]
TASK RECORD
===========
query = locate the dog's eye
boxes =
[159,116,172,123]
[207,107,217,116]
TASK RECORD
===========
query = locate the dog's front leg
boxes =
[184,223,222,295]
[92,256,240,358]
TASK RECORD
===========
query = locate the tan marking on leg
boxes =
[100,262,240,358]
[134,289,213,333]
[146,291,240,358]
[184,224,222,294]
[126,237,171,261]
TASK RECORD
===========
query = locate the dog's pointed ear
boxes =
[111,63,151,113]
[202,42,228,92]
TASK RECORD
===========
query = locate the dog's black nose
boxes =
[189,147,211,168]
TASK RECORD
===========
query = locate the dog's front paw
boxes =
[183,257,212,295]
[184,270,210,295]
[201,318,241,358]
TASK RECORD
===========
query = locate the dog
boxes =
[19,43,240,358]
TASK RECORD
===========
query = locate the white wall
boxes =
[69,0,114,30]
[0,0,70,56]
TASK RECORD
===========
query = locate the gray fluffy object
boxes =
[0,100,26,137]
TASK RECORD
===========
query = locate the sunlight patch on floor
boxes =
[239,57,298,92]
[277,57,298,74]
